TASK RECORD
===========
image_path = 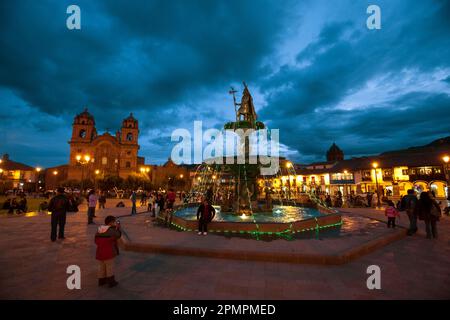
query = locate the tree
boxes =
[97,175,124,191]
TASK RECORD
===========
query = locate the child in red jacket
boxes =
[95,215,122,287]
[385,200,400,228]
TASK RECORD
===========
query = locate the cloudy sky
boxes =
[0,0,449,168]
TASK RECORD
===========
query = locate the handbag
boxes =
[430,202,441,217]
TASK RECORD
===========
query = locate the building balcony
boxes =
[330,179,355,185]
[408,173,447,182]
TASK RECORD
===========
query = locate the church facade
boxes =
[67,109,142,181]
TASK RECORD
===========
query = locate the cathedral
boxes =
[67,109,142,181]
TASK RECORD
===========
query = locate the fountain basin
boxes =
[168,205,342,235]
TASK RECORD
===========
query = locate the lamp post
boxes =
[35,167,41,193]
[286,161,292,199]
[76,154,91,195]
[372,162,381,207]
[443,155,449,200]
[94,169,100,190]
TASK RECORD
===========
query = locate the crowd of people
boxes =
[2,193,28,214]
[6,183,444,289]
[394,189,443,239]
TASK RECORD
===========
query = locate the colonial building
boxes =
[67,109,141,181]
[269,139,450,200]
[0,154,40,191]
[148,158,194,191]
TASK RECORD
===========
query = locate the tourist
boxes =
[157,193,165,217]
[98,192,106,209]
[196,199,216,236]
[372,192,378,207]
[325,194,332,207]
[366,192,373,207]
[17,195,27,213]
[416,191,441,239]
[206,187,214,203]
[88,189,98,224]
[95,215,122,288]
[147,192,155,215]
[140,192,147,207]
[130,191,137,215]
[7,198,18,214]
[385,200,400,228]
[403,189,418,236]
[167,189,176,209]
[38,200,49,213]
[48,187,70,242]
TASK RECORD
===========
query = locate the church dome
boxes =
[326,142,344,161]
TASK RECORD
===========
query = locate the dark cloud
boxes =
[0,0,449,167]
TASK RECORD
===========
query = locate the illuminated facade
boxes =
[67,109,141,181]
[0,154,40,190]
[266,140,450,199]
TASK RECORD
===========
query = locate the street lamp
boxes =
[53,170,58,175]
[443,155,449,200]
[285,162,293,199]
[35,167,42,193]
[372,162,381,207]
[76,154,91,194]
[94,170,100,190]
[342,170,348,200]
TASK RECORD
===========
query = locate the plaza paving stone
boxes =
[0,199,449,299]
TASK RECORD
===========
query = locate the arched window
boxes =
[79,129,86,138]
[126,133,133,141]
[102,157,107,165]
[126,161,131,168]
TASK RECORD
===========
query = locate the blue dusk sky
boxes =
[0,0,449,168]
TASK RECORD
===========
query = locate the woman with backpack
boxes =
[416,191,441,239]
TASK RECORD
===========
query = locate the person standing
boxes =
[366,192,373,207]
[130,191,137,215]
[140,192,147,207]
[196,199,216,236]
[98,192,106,209]
[48,187,70,242]
[385,200,400,228]
[403,189,418,236]
[167,189,176,209]
[416,191,441,239]
[87,190,98,225]
[158,193,166,215]
[95,215,122,287]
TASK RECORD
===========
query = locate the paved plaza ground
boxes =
[0,199,449,299]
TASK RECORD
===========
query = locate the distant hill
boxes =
[380,136,450,157]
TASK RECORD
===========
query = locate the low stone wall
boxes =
[169,211,342,235]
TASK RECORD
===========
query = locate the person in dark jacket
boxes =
[416,191,441,239]
[48,187,70,242]
[403,189,418,236]
[196,199,216,236]
[95,215,122,287]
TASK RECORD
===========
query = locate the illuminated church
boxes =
[67,109,143,181]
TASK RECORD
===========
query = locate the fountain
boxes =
[169,83,342,239]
